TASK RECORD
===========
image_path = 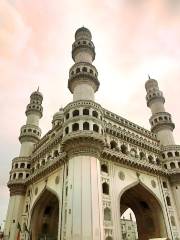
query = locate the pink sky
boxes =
[1,0,180,225]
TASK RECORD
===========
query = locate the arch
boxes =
[139,152,145,160]
[83,122,89,130]
[54,150,59,157]
[18,173,23,179]
[148,155,154,164]
[72,123,79,131]
[83,108,89,115]
[30,188,59,240]
[82,67,87,72]
[72,109,79,117]
[110,140,117,150]
[121,144,127,154]
[156,158,161,165]
[93,124,99,132]
[163,181,167,188]
[65,126,69,134]
[119,181,167,240]
[175,151,179,157]
[20,163,25,168]
[102,182,109,195]
[170,162,176,169]
[178,162,180,168]
[104,207,111,221]
[167,152,173,158]
[76,68,80,73]
[164,164,167,169]
[101,163,108,173]
[166,196,171,206]
[92,110,98,118]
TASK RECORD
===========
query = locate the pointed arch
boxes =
[30,187,59,240]
[119,181,167,240]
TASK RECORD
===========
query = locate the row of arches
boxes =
[10,172,29,180]
[65,108,99,120]
[162,151,180,159]
[70,65,97,78]
[108,140,161,165]
[21,126,41,136]
[104,112,156,140]
[151,114,171,127]
[64,122,100,135]
[164,161,180,170]
[28,180,169,240]
[146,91,162,100]
[12,162,30,169]
[73,39,93,49]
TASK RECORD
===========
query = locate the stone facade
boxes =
[4,27,180,240]
[121,218,138,240]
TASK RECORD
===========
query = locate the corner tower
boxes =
[4,89,43,240]
[68,27,99,101]
[145,77,175,146]
[61,28,104,239]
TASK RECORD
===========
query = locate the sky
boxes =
[1,0,180,227]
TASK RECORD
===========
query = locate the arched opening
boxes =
[102,182,109,195]
[175,151,179,157]
[83,108,89,115]
[82,67,87,72]
[20,163,25,168]
[93,124,99,132]
[104,207,111,221]
[121,145,127,154]
[121,209,138,240]
[101,164,108,173]
[110,140,117,150]
[83,122,89,130]
[170,162,176,169]
[72,123,79,131]
[166,196,171,206]
[120,183,167,240]
[72,109,79,117]
[65,126,69,134]
[92,110,98,118]
[148,155,154,164]
[30,189,59,240]
[167,152,173,158]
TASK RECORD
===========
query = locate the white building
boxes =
[4,27,180,240]
[121,216,138,240]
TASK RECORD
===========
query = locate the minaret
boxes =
[62,28,104,240]
[68,27,99,101]
[145,77,175,146]
[4,89,43,240]
[19,88,43,156]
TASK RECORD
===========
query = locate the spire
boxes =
[68,27,99,101]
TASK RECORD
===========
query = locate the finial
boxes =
[148,74,151,80]
[37,86,39,92]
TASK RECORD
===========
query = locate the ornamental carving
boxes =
[118,171,125,181]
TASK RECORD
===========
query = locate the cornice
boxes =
[101,148,167,176]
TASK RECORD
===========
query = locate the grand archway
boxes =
[30,189,59,240]
[120,183,167,240]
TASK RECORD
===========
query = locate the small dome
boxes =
[53,108,64,121]
[75,26,92,40]
[30,87,43,99]
[145,77,158,90]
